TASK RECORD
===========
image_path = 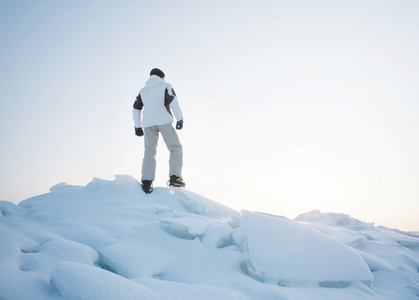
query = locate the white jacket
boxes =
[132,75,183,128]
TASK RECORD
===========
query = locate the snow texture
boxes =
[0,175,418,299]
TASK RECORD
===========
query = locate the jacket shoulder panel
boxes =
[133,93,144,110]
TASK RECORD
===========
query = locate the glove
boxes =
[176,120,183,130]
[135,127,144,137]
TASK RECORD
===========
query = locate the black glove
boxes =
[176,120,183,130]
[135,127,144,137]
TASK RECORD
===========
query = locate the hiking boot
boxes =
[168,175,185,188]
[141,180,153,194]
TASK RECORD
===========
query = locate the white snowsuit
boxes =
[132,75,183,181]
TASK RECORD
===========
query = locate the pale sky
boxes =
[1,0,418,231]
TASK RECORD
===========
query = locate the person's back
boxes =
[138,75,179,128]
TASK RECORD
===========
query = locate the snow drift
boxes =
[0,175,418,299]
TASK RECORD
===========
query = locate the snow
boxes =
[234,211,372,287]
[1,175,418,299]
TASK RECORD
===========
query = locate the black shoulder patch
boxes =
[164,88,174,116]
[133,94,144,110]
[165,88,175,105]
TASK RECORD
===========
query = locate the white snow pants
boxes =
[141,123,183,181]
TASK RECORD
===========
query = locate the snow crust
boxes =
[234,211,372,287]
[1,175,418,299]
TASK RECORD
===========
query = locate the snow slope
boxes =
[0,175,418,299]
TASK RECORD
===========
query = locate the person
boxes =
[132,68,185,194]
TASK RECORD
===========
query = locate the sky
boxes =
[1,0,418,231]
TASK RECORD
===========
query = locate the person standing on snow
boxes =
[132,68,185,194]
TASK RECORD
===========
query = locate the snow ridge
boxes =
[0,175,418,300]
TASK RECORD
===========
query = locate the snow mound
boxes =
[160,216,209,240]
[295,209,371,227]
[234,211,372,287]
[174,188,238,218]
[50,261,156,300]
[1,175,418,300]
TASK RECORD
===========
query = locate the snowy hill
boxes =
[1,175,418,300]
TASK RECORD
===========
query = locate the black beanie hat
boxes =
[150,68,165,78]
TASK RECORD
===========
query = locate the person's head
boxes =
[150,68,165,80]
